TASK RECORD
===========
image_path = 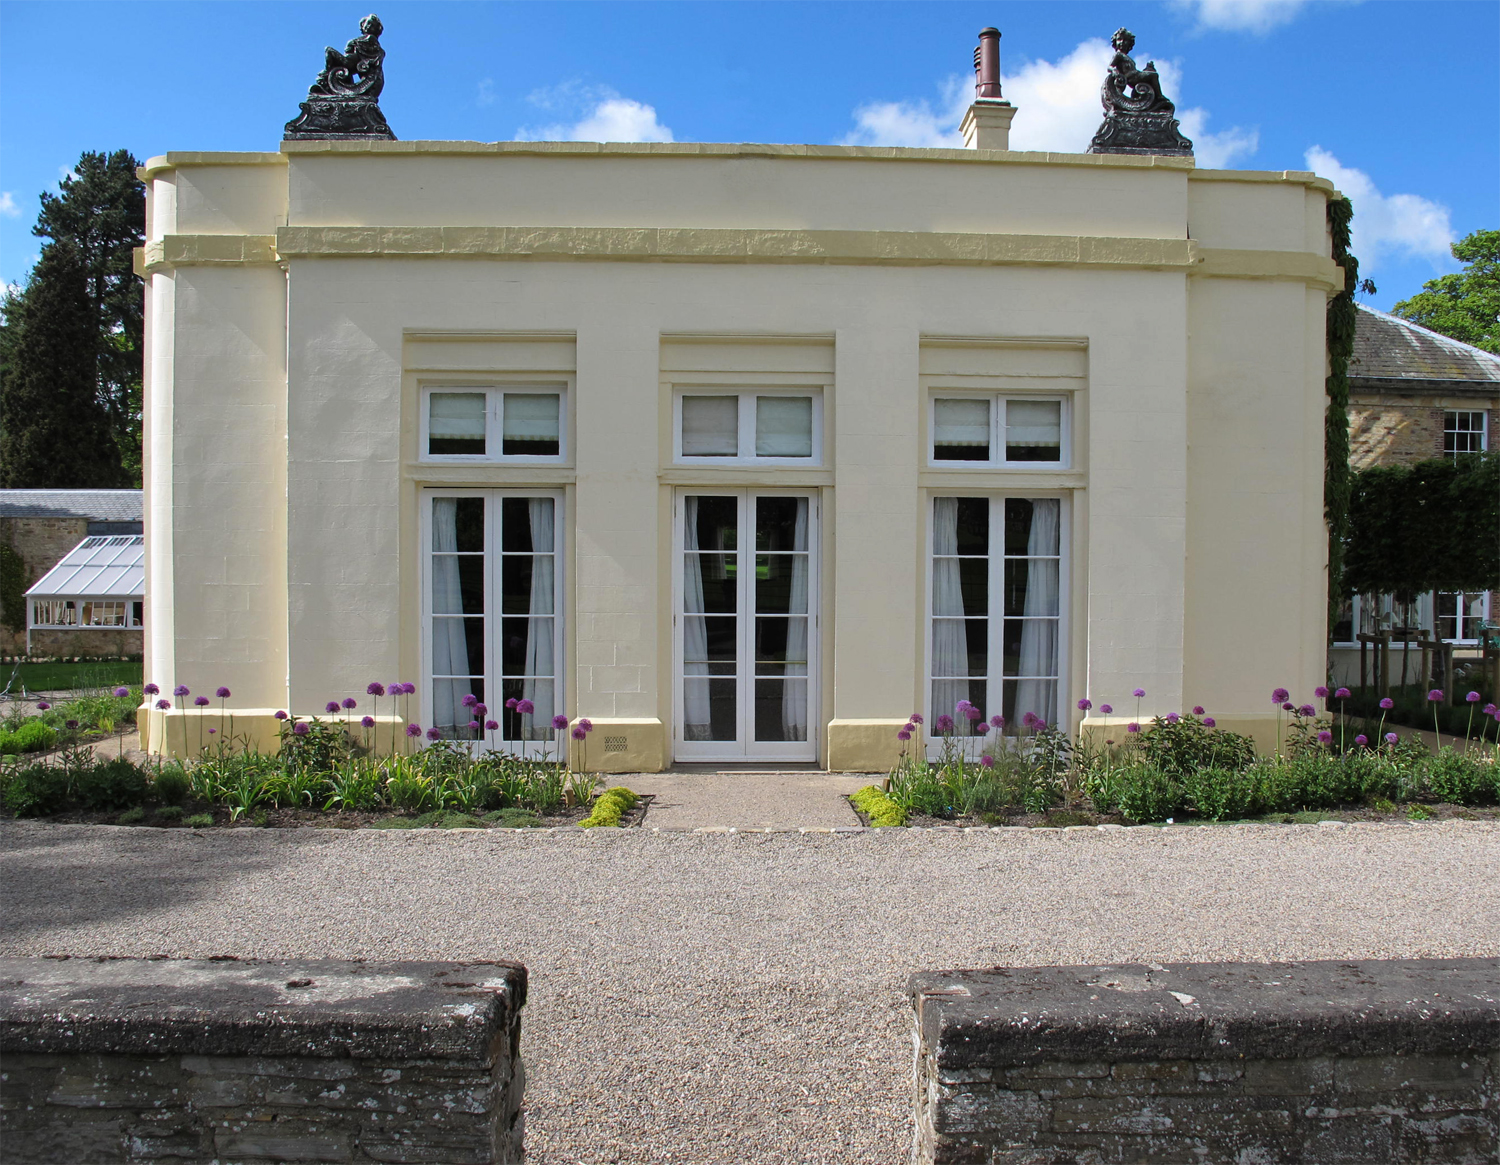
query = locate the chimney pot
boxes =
[974,27,1002,99]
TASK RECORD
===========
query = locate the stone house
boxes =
[136,39,1347,767]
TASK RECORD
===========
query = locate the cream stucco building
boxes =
[136,135,1344,770]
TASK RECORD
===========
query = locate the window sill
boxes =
[406,464,577,485]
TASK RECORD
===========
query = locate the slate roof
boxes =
[0,490,143,521]
[1351,306,1500,388]
[25,535,144,599]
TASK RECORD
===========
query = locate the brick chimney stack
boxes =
[961,26,1017,150]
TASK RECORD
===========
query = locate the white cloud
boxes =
[1304,147,1455,269]
[0,192,20,218]
[515,83,674,143]
[1172,0,1312,33]
[843,37,1256,166]
[476,78,495,107]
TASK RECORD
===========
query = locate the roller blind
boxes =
[502,393,561,444]
[429,393,487,440]
[934,398,991,446]
[755,396,813,457]
[681,396,739,456]
[1006,400,1062,448]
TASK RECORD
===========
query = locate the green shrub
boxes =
[485,807,544,828]
[1115,766,1184,824]
[183,813,215,828]
[117,806,146,824]
[73,758,149,811]
[152,765,190,805]
[1426,750,1491,806]
[154,805,184,821]
[580,786,639,828]
[1140,715,1256,776]
[0,720,58,755]
[1181,766,1258,821]
[850,784,906,827]
[2,763,66,816]
[1406,803,1433,820]
[368,816,418,829]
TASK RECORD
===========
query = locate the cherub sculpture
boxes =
[284,13,396,140]
[1087,27,1192,156]
[308,14,387,99]
[1100,28,1173,115]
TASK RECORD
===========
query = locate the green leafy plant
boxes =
[151,764,190,805]
[117,806,145,824]
[154,804,184,821]
[1139,714,1255,776]
[850,784,906,826]
[1114,766,1184,824]
[1180,766,1258,821]
[580,786,638,828]
[0,720,58,755]
[183,812,214,828]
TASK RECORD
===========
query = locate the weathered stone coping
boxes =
[0,956,526,1062]
[910,958,1500,1071]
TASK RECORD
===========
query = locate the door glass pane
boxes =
[502,393,561,456]
[755,556,809,614]
[429,393,487,456]
[1004,498,1059,556]
[1004,678,1058,728]
[954,498,989,555]
[500,497,553,553]
[502,555,554,615]
[681,396,739,456]
[1003,619,1058,679]
[433,677,485,738]
[1003,559,1059,617]
[933,398,991,461]
[931,679,990,731]
[683,679,737,740]
[755,396,813,457]
[1005,400,1062,462]
[755,497,808,551]
[755,678,808,741]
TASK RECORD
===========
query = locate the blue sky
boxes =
[1,0,1493,310]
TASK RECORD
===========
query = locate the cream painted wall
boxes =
[141,146,1338,766]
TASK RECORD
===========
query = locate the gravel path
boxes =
[637,771,872,829]
[3,819,1498,1164]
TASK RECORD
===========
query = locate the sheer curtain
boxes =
[1015,499,1060,724]
[781,499,809,739]
[522,498,555,737]
[682,497,712,739]
[432,498,474,734]
[931,498,968,717]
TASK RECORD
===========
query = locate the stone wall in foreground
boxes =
[910,958,1498,1164]
[0,955,527,1164]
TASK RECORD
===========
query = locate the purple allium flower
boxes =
[342,697,357,710]
[980,755,994,769]
[1465,690,1481,703]
[1078,698,1093,711]
[324,701,339,714]
[1355,734,1368,746]
[955,699,974,712]
[207,727,216,735]
[909,713,923,725]
[485,719,499,731]
[1485,704,1498,715]
[1314,686,1329,699]
[1099,704,1112,715]
[1427,689,1443,702]
[1297,704,1316,718]
[505,698,518,710]
[896,729,911,741]
[552,714,569,730]
[964,705,983,721]
[36,701,50,711]
[156,699,170,710]
[578,718,593,733]
[976,723,991,736]
[143,683,159,696]
[1379,697,1394,710]
[516,699,535,715]
[1126,722,1140,734]
[216,686,231,699]
[426,727,441,740]
[1334,687,1351,699]
[1021,712,1039,729]
[934,714,955,732]
[474,704,487,717]
[402,682,417,695]
[1191,706,1205,715]
[1132,688,1146,699]
[274,709,288,720]
[1317,730,1333,744]
[292,722,310,736]
[468,720,480,731]
[367,682,386,696]
[1203,717,1215,727]
[461,693,478,708]
[1282,702,1296,712]
[987,715,1002,729]
[572,726,587,740]
[1385,732,1398,744]
[1271,688,1289,704]
[66,719,79,729]
[174,685,190,697]
[1165,713,1180,724]
[113,686,130,698]
[405,724,421,737]
[361,715,375,728]
[194,696,210,707]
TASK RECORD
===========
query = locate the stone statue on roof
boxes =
[284,14,397,141]
[1087,29,1193,157]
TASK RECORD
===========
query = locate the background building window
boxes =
[932,396,1067,466]
[1443,410,1488,457]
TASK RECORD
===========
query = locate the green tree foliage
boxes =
[1344,452,1500,602]
[1324,197,1357,623]
[0,150,144,485]
[0,241,125,487]
[1391,229,1500,354]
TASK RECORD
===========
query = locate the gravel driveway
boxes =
[3,819,1498,1164]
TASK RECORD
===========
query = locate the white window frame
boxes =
[1336,590,1491,647]
[418,384,568,465]
[928,392,1072,469]
[419,488,566,758]
[924,493,1070,758]
[1443,409,1488,458]
[670,488,821,763]
[28,598,142,630]
[672,389,824,466]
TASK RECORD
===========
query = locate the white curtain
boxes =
[781,499,809,740]
[681,397,738,456]
[682,497,712,739]
[934,399,990,449]
[522,498,556,738]
[755,398,813,458]
[431,498,475,733]
[1015,499,1060,724]
[931,497,969,718]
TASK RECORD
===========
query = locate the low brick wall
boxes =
[0,956,527,1164]
[910,958,1498,1164]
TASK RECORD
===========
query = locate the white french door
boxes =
[674,490,819,762]
[421,489,563,756]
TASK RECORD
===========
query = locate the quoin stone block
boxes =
[910,958,1499,1164]
[0,956,527,1164]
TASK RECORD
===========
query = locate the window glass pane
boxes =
[429,392,487,456]
[1005,400,1062,462]
[682,396,739,456]
[755,396,813,457]
[1003,559,1060,617]
[755,678,808,741]
[755,555,808,614]
[501,554,554,615]
[934,398,990,461]
[683,678,737,740]
[756,496,808,551]
[502,393,561,456]
[501,497,554,553]
[433,555,485,615]
[1004,499,1060,556]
